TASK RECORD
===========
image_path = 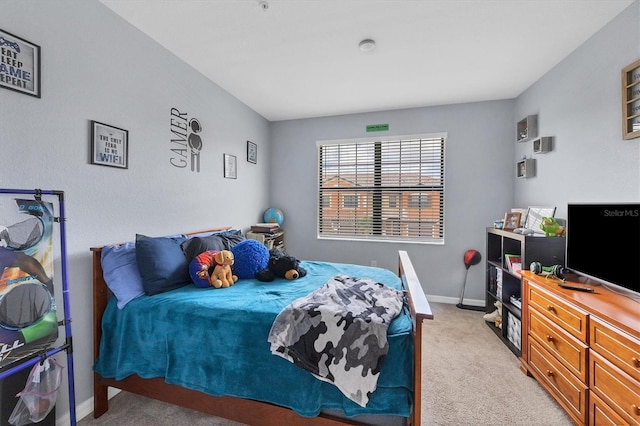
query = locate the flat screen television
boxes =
[566,203,639,297]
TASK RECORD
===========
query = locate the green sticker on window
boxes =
[366,124,389,132]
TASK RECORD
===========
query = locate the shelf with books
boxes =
[250,223,281,233]
[504,253,522,274]
[485,227,565,357]
[246,229,284,252]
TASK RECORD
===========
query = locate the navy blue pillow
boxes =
[136,234,190,295]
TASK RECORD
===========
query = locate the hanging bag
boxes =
[8,358,63,426]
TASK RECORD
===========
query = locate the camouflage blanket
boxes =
[267,274,404,407]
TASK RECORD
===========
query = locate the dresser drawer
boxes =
[589,391,629,426]
[529,308,588,382]
[528,339,588,424]
[590,316,640,382]
[527,282,588,343]
[590,350,640,425]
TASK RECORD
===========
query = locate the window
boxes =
[342,195,359,209]
[317,133,446,243]
[409,194,430,208]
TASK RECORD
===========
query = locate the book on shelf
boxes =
[504,254,522,274]
[250,223,280,233]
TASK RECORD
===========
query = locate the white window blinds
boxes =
[318,134,445,243]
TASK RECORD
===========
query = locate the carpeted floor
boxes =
[79,302,572,425]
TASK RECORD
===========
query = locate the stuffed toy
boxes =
[231,239,270,279]
[540,217,566,237]
[189,250,238,288]
[483,300,502,329]
[256,248,307,282]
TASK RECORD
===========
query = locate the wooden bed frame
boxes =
[91,232,433,426]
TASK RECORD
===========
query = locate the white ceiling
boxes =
[100,0,634,122]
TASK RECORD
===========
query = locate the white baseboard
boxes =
[426,294,485,307]
[57,388,120,425]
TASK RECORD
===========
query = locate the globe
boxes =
[263,208,284,226]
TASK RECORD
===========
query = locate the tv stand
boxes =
[520,271,640,425]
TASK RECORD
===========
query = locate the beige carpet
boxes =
[79,302,572,426]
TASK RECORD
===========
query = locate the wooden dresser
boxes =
[519,271,640,426]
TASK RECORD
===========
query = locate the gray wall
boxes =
[270,0,639,302]
[270,101,515,303]
[515,0,640,216]
[1,0,638,423]
[1,0,270,422]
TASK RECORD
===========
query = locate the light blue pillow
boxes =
[101,242,144,309]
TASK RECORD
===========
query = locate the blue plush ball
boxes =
[231,239,270,279]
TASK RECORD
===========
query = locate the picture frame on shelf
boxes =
[510,208,527,227]
[91,121,129,169]
[247,141,257,164]
[524,207,556,232]
[224,153,237,179]
[0,28,41,98]
[502,212,522,231]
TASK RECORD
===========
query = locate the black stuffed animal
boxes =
[256,248,307,282]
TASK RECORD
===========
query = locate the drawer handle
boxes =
[546,370,554,377]
[546,305,555,312]
[633,404,640,415]
[546,335,554,343]
[633,357,640,368]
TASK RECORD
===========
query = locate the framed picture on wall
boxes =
[0,28,41,98]
[224,154,237,179]
[91,121,129,169]
[247,141,257,164]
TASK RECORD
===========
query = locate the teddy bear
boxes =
[256,248,307,282]
[189,249,238,288]
[483,300,503,329]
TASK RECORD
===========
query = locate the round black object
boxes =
[0,284,51,329]
[463,249,482,269]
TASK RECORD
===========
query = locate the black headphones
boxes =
[530,262,566,280]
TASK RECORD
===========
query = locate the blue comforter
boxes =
[94,261,414,418]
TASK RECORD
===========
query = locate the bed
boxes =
[91,228,433,426]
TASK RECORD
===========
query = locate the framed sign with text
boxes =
[247,141,257,164]
[91,121,129,169]
[224,154,237,179]
[0,28,41,98]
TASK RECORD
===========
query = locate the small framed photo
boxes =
[247,141,257,164]
[503,212,522,231]
[224,153,237,179]
[91,121,129,169]
[0,28,41,98]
